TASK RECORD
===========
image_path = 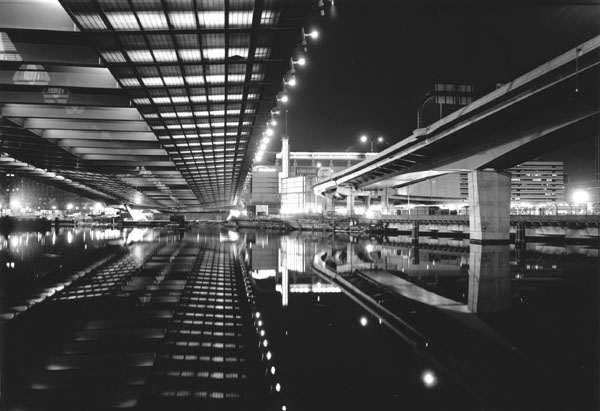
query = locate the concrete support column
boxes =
[381,189,389,214]
[365,195,371,210]
[468,170,511,243]
[322,193,334,215]
[346,191,355,216]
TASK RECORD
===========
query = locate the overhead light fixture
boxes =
[277,93,289,103]
[304,30,319,39]
[289,57,306,74]
[300,28,319,51]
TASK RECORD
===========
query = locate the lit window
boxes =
[142,77,164,86]
[127,50,154,62]
[205,49,226,60]
[153,50,177,62]
[228,48,249,59]
[137,12,169,30]
[120,78,140,87]
[229,11,253,28]
[106,12,139,30]
[186,76,204,85]
[169,12,196,29]
[260,10,279,26]
[254,47,270,58]
[163,76,185,86]
[206,74,226,84]
[228,74,246,82]
[180,49,202,61]
[100,51,127,63]
[133,98,151,105]
[198,11,225,28]
[74,13,107,30]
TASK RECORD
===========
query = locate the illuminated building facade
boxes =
[1,174,93,215]
[246,150,374,215]
[508,161,565,204]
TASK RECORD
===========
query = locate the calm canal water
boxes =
[0,227,598,410]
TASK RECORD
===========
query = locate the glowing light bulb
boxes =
[421,370,437,388]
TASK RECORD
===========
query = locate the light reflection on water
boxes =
[1,228,597,410]
[241,230,598,410]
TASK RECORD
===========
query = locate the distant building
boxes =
[244,141,374,215]
[0,174,92,215]
[244,143,569,216]
[508,161,565,205]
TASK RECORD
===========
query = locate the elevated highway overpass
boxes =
[314,35,600,243]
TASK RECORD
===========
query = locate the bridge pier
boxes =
[346,190,355,216]
[322,193,334,215]
[468,171,511,243]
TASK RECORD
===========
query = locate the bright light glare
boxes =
[9,198,20,210]
[377,136,384,142]
[281,95,289,103]
[307,30,319,39]
[360,135,368,143]
[316,162,322,167]
[266,351,272,360]
[265,128,274,136]
[297,57,306,66]
[275,383,281,392]
[270,366,276,375]
[271,119,277,126]
[360,316,368,326]
[421,370,437,388]
[288,78,296,86]
[365,244,374,253]
[572,190,589,204]
[66,203,73,210]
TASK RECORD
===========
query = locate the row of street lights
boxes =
[241,28,319,195]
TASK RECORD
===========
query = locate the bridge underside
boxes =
[0,0,311,211]
[314,35,600,194]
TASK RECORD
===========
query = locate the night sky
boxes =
[280,0,600,182]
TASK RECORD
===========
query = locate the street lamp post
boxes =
[359,135,385,152]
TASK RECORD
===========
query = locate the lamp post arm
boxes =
[417,93,435,128]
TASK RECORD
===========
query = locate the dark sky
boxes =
[280,0,600,182]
